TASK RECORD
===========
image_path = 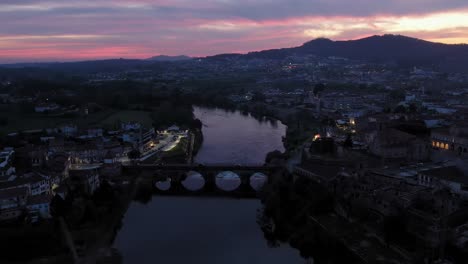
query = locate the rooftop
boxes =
[421,166,468,184]
[0,187,29,200]
[27,194,52,205]
[70,164,102,171]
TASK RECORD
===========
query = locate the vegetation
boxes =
[257,174,354,262]
[165,137,188,156]
[100,110,153,129]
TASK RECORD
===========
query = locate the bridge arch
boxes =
[250,172,267,191]
[182,171,205,191]
[216,171,241,191]
[155,178,171,191]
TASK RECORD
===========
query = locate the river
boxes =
[113,106,304,264]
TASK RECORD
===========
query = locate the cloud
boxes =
[1,1,468,62]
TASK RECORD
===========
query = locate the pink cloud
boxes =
[1,2,468,62]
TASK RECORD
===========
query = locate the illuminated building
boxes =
[431,125,468,155]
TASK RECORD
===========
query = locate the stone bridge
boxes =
[122,163,285,197]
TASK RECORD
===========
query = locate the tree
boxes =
[190,118,203,130]
[394,105,407,113]
[408,103,418,113]
[252,91,266,102]
[344,134,353,148]
[265,150,284,164]
[383,213,406,246]
[388,89,405,101]
[0,117,8,126]
[313,83,325,97]
[127,149,141,160]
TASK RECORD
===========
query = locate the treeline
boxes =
[257,174,358,262]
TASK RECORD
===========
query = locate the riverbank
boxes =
[259,170,412,264]
[158,128,203,164]
[0,175,135,264]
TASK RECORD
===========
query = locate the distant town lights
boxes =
[313,134,321,141]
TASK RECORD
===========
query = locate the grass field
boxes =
[99,110,153,129]
[0,105,153,135]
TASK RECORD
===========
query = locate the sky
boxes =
[1,0,468,63]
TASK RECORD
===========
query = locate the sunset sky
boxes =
[1,0,468,63]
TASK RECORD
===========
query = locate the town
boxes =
[0,35,468,263]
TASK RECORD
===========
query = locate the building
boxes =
[0,187,29,221]
[34,103,60,113]
[431,125,468,156]
[335,163,468,248]
[47,152,71,181]
[14,145,47,171]
[417,165,468,198]
[367,128,430,161]
[0,148,16,182]
[87,128,103,138]
[405,190,467,248]
[58,124,78,137]
[69,164,101,194]
[26,195,51,221]
[0,172,51,197]
[25,172,51,196]
[121,122,141,131]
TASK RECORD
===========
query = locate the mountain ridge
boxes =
[146,55,192,61]
[205,34,468,71]
[2,35,468,71]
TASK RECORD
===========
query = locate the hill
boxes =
[209,35,468,71]
[146,55,192,61]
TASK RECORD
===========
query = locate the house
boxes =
[0,172,51,196]
[368,128,430,161]
[14,145,47,170]
[121,122,141,131]
[34,103,60,113]
[122,128,156,150]
[0,187,29,221]
[0,148,16,182]
[431,124,468,156]
[26,195,51,221]
[294,157,358,186]
[418,165,468,197]
[69,164,101,194]
[58,124,78,137]
[48,138,66,153]
[167,125,180,133]
[405,190,468,248]
[69,143,106,164]
[25,172,51,196]
[87,128,103,138]
[47,152,71,181]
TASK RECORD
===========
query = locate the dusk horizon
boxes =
[2,1,468,264]
[2,0,468,63]
[1,34,468,64]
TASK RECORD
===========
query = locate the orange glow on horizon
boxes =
[1,4,468,62]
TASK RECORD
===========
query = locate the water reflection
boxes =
[250,173,267,191]
[155,178,171,191]
[114,107,301,264]
[182,171,205,191]
[193,106,286,165]
[114,197,304,264]
[215,171,241,191]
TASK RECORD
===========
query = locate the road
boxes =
[139,134,185,161]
